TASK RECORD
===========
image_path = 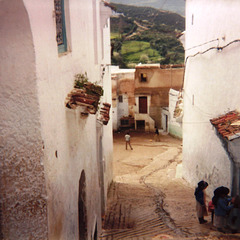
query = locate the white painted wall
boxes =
[111,67,135,130]
[118,94,129,123]
[183,0,240,195]
[161,107,169,132]
[169,89,182,139]
[0,0,113,239]
[0,1,48,239]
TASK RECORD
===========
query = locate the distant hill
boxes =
[110,4,185,68]
[111,3,185,31]
[110,0,185,16]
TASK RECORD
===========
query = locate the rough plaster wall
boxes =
[183,52,235,195]
[118,79,135,118]
[119,79,135,105]
[168,89,182,139]
[149,106,162,128]
[111,71,135,129]
[101,19,113,207]
[228,138,240,164]
[228,138,240,195]
[135,68,183,128]
[183,0,240,195]
[135,68,184,89]
[101,66,113,209]
[23,0,113,239]
[0,0,48,239]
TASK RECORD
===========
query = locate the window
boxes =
[118,95,123,103]
[54,0,67,53]
[140,73,147,82]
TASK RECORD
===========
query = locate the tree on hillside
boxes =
[139,54,149,64]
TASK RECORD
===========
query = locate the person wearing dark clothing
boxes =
[154,127,160,142]
[154,126,160,142]
[194,180,208,224]
[212,186,233,233]
[227,195,240,233]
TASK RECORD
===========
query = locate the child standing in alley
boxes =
[194,180,208,224]
[125,132,133,150]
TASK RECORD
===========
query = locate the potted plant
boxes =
[66,72,104,114]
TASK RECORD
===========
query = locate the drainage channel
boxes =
[100,147,189,240]
[100,182,177,239]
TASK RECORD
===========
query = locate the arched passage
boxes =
[78,170,87,240]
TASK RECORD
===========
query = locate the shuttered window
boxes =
[54,0,67,53]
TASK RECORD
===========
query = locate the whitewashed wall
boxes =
[0,1,48,239]
[183,0,240,195]
[168,89,182,139]
[110,67,135,131]
[0,0,113,239]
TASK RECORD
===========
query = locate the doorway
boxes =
[139,96,147,114]
[136,120,145,131]
[78,170,87,240]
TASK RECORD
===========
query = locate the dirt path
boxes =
[100,132,240,240]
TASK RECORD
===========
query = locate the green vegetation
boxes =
[121,41,161,63]
[111,3,185,68]
[110,0,185,16]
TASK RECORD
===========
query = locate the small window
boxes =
[118,95,123,102]
[140,73,147,82]
[54,0,67,53]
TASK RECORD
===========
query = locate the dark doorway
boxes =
[165,115,168,132]
[96,124,105,217]
[139,96,147,113]
[78,170,87,240]
[136,120,145,131]
[93,223,98,240]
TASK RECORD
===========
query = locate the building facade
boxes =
[111,66,135,131]
[183,0,240,195]
[168,89,183,139]
[0,0,113,239]
[111,64,184,132]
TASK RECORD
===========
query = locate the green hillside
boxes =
[110,0,185,16]
[111,4,185,68]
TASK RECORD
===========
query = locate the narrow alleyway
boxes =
[100,132,240,240]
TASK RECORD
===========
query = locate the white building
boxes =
[0,0,113,239]
[168,89,183,139]
[183,0,240,195]
[111,66,135,131]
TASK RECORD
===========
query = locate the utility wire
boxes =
[185,38,219,51]
[179,38,240,124]
[182,38,240,90]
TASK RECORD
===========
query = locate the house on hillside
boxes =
[111,64,184,133]
[0,1,113,239]
[182,0,240,195]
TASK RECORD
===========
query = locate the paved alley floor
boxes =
[100,131,240,240]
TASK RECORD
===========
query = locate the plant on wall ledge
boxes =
[65,72,104,114]
[98,103,111,125]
